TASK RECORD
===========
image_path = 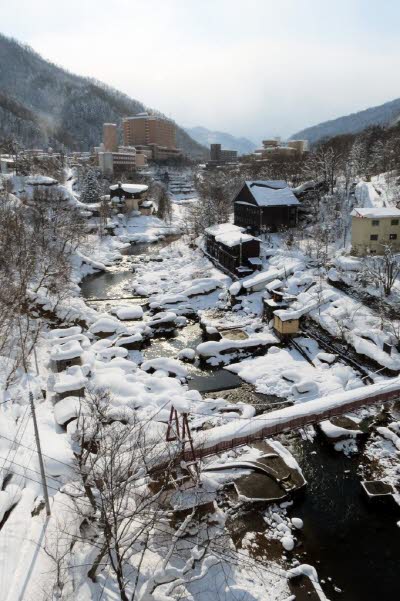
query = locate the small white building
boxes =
[0,156,15,175]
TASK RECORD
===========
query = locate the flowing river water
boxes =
[80,239,400,601]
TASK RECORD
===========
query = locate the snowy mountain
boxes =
[290,97,400,144]
[184,126,257,155]
[0,33,208,158]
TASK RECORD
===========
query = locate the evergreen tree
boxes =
[80,169,102,204]
[156,185,172,222]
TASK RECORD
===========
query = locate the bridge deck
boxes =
[188,377,400,461]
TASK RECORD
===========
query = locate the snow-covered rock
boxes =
[281,535,295,551]
[50,339,83,362]
[89,315,125,336]
[141,358,188,379]
[53,396,81,425]
[53,366,87,395]
[112,305,144,321]
[178,348,196,362]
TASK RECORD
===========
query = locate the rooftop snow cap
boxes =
[204,223,244,237]
[109,183,148,194]
[351,207,400,219]
[244,181,300,207]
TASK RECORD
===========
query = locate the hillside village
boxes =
[1,25,400,601]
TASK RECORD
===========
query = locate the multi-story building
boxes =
[98,150,135,176]
[351,207,400,255]
[103,123,118,152]
[123,112,181,160]
[254,138,308,159]
[207,144,238,168]
[97,123,148,175]
[262,139,280,149]
[287,139,308,154]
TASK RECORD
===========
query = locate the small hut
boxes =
[273,309,300,338]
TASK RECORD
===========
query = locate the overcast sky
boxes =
[2,0,400,143]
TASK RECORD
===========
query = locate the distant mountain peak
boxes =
[290,97,400,144]
[184,125,257,155]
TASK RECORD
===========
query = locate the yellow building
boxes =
[351,207,400,255]
[273,312,300,337]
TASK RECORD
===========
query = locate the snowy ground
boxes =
[2,168,400,600]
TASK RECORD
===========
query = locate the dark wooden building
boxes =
[233,180,299,234]
[204,223,260,277]
[109,182,148,200]
[109,182,149,213]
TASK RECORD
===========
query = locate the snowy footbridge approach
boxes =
[173,377,400,463]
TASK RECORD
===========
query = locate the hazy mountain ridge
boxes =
[0,33,208,158]
[291,97,400,144]
[185,125,257,155]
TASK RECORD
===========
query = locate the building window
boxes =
[391,219,399,226]
[371,220,380,226]
[389,233,397,240]
[370,249,377,254]
[370,234,378,241]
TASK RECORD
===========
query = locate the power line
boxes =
[0,432,73,469]
[0,402,31,479]
[0,454,62,486]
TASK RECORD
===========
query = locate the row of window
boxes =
[372,219,399,226]
[370,234,397,241]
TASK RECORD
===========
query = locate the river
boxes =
[80,238,400,601]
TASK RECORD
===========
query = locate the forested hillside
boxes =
[291,97,400,145]
[0,34,207,157]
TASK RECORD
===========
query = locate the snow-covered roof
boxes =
[243,181,300,207]
[26,175,58,186]
[204,223,244,236]
[291,180,316,195]
[351,207,400,219]
[215,231,255,248]
[50,340,83,362]
[265,278,283,291]
[248,257,263,265]
[274,289,336,321]
[109,183,148,194]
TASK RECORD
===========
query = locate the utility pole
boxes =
[29,391,51,516]
[33,344,40,376]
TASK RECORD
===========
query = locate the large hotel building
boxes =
[123,112,181,160]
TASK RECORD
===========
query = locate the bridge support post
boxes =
[166,406,200,481]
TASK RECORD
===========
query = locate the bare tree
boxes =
[361,246,400,296]
[303,145,343,194]
[0,187,86,382]
[65,388,219,601]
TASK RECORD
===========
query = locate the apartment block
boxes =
[351,207,400,255]
[103,123,118,152]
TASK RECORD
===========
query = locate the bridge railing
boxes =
[185,388,400,462]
